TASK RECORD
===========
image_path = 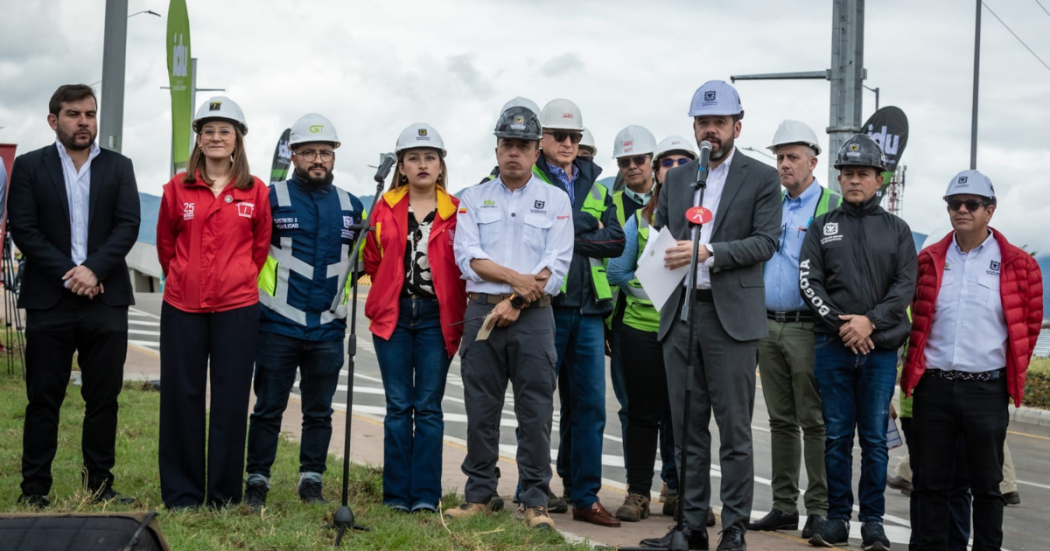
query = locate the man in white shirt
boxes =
[445,106,573,531]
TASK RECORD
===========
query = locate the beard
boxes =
[57,126,96,151]
[707,135,735,161]
[295,165,334,186]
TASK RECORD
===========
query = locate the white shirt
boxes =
[684,146,734,289]
[55,139,100,266]
[924,232,1008,373]
[454,174,574,296]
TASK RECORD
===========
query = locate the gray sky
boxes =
[2,0,1050,250]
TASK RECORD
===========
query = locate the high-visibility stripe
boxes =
[274,180,291,207]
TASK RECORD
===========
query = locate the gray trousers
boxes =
[664,298,758,533]
[460,301,558,508]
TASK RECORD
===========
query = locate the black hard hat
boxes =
[834,133,887,172]
[494,106,542,141]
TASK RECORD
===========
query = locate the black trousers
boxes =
[158,302,258,508]
[619,324,669,495]
[22,294,128,496]
[912,374,1009,551]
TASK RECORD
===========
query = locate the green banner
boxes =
[166,0,192,174]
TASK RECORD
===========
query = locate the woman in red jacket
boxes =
[363,123,466,514]
[155,97,272,510]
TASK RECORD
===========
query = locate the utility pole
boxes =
[99,0,128,152]
[731,0,866,191]
[971,0,981,169]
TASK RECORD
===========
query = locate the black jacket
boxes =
[798,195,917,349]
[534,155,624,315]
[8,144,141,310]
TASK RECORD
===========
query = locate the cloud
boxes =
[540,53,583,78]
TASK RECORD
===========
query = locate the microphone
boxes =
[695,140,712,189]
[373,153,397,183]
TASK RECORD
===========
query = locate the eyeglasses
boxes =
[297,149,335,162]
[617,155,650,168]
[947,199,987,211]
[201,128,234,141]
[543,131,582,144]
[660,158,691,168]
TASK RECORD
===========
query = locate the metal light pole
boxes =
[864,85,880,111]
[971,0,981,169]
[732,0,866,192]
[99,0,129,152]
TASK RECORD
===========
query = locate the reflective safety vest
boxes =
[621,212,660,333]
[258,178,365,341]
[782,186,841,218]
[532,165,613,301]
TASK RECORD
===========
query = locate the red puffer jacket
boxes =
[363,186,466,357]
[901,229,1043,406]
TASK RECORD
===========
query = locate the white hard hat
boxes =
[193,96,248,135]
[612,125,657,159]
[943,169,995,199]
[501,97,541,117]
[687,80,744,119]
[580,127,597,154]
[540,98,584,131]
[289,113,340,149]
[655,135,698,160]
[395,123,446,157]
[767,120,821,155]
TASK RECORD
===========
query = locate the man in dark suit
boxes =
[640,80,781,551]
[7,84,140,507]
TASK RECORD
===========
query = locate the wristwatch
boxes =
[509,294,529,310]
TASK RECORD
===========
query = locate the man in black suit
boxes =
[7,84,140,507]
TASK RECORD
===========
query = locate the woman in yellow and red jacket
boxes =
[363,123,466,513]
[155,97,272,510]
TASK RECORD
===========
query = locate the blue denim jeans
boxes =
[373,297,451,511]
[813,334,896,523]
[553,308,607,508]
[247,331,344,479]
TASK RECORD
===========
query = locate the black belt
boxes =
[767,310,814,323]
[924,368,1006,382]
[691,289,714,302]
[468,292,552,308]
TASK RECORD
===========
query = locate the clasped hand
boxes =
[63,265,104,299]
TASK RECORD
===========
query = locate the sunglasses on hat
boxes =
[617,155,650,168]
[660,158,691,168]
[543,131,582,144]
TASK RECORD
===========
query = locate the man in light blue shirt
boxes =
[751,120,838,539]
[446,106,573,531]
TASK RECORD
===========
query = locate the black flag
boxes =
[269,128,292,185]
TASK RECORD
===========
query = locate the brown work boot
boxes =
[443,502,487,520]
[659,482,668,503]
[524,506,557,530]
[615,493,651,522]
[662,492,680,518]
[572,500,621,527]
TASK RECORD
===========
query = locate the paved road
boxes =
[132,291,1050,550]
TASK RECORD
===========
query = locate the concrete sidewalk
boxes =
[123,344,817,549]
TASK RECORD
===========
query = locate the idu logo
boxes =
[866,124,900,156]
[172,34,188,77]
[277,138,291,161]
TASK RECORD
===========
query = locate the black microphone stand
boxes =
[328,154,396,546]
[622,154,710,551]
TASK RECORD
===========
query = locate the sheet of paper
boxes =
[635,227,689,313]
[886,417,903,450]
[475,311,497,341]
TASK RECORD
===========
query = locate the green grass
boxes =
[0,344,589,550]
[1025,356,1050,410]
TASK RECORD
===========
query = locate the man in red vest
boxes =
[901,170,1043,551]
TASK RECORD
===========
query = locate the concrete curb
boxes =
[1009,403,1050,427]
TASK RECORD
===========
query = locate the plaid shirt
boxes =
[548,163,580,206]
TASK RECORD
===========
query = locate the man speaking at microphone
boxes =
[641,80,781,551]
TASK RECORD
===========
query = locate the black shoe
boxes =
[716,525,746,551]
[808,518,849,548]
[708,508,717,526]
[547,490,568,514]
[244,479,268,511]
[801,515,827,539]
[489,466,504,512]
[17,493,50,509]
[640,526,709,550]
[91,488,137,505]
[298,478,328,504]
[861,521,890,551]
[747,509,799,532]
[1003,491,1021,505]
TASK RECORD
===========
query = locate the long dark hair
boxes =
[183,125,254,190]
[388,149,448,191]
[640,180,662,223]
